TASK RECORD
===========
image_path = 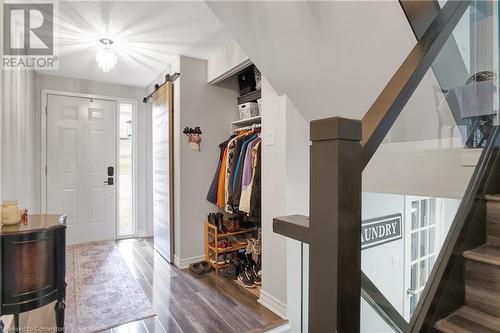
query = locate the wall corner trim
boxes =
[258,289,288,320]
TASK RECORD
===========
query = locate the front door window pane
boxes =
[119,103,134,236]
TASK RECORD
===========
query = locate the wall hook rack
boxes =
[183,127,202,135]
[183,127,202,151]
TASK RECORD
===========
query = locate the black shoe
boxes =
[222,262,238,279]
[200,261,212,273]
[217,213,226,233]
[189,262,205,276]
[247,264,261,285]
[208,213,216,226]
[237,264,255,288]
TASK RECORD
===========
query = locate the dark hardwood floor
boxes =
[15,237,286,333]
[107,238,286,333]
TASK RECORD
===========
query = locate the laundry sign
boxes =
[361,214,402,249]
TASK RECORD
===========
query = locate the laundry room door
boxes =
[46,94,117,244]
[403,196,439,320]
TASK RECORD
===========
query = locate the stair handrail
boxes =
[274,1,473,332]
[408,126,500,332]
[360,0,470,170]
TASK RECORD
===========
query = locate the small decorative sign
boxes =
[361,214,402,249]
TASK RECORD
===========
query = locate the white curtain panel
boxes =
[1,68,39,212]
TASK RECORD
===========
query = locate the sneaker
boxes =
[237,264,255,288]
[247,264,261,285]
[209,255,226,265]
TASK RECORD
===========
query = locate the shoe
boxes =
[229,236,247,246]
[189,262,205,276]
[235,235,250,245]
[207,213,216,226]
[218,239,231,250]
[223,220,236,232]
[209,255,226,265]
[229,217,241,231]
[247,264,261,285]
[222,262,238,279]
[200,261,212,273]
[246,238,256,253]
[217,213,227,233]
[237,263,255,288]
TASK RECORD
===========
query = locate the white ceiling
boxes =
[41,1,230,87]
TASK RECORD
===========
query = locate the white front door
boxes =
[403,196,439,320]
[46,94,117,244]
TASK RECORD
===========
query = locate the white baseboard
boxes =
[173,254,205,269]
[258,289,288,320]
[136,230,153,238]
[265,323,291,333]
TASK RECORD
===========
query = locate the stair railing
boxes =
[273,1,471,332]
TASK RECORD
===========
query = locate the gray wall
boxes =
[1,69,37,212]
[170,55,239,266]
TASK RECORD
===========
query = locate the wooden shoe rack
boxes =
[204,222,256,273]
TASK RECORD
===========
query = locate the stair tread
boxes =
[436,306,500,333]
[464,244,500,266]
[486,194,500,202]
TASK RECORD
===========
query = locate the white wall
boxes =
[166,55,239,267]
[34,74,152,236]
[259,78,289,316]
[206,39,250,84]
[1,69,37,212]
[363,139,479,199]
[284,97,310,331]
[260,78,311,326]
[207,1,417,122]
[361,193,406,333]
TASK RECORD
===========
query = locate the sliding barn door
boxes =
[152,82,174,262]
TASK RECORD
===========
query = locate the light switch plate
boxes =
[264,129,274,146]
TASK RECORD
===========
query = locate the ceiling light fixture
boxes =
[96,38,117,73]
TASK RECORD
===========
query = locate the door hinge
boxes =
[45,106,48,116]
[45,165,47,175]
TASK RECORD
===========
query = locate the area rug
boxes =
[65,241,155,332]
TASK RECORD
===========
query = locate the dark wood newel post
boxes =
[309,117,362,332]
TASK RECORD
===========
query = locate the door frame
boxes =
[40,89,138,240]
[403,195,440,320]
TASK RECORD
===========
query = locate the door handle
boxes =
[104,177,114,185]
[407,289,418,296]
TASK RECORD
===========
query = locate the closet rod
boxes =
[233,124,262,132]
[143,72,180,103]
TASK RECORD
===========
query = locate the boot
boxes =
[217,213,226,233]
[207,213,216,226]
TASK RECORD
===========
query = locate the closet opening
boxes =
[203,64,263,297]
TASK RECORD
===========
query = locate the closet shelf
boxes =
[207,224,257,238]
[208,243,247,254]
[231,116,261,127]
[237,89,261,104]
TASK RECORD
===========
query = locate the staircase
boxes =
[436,195,500,332]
